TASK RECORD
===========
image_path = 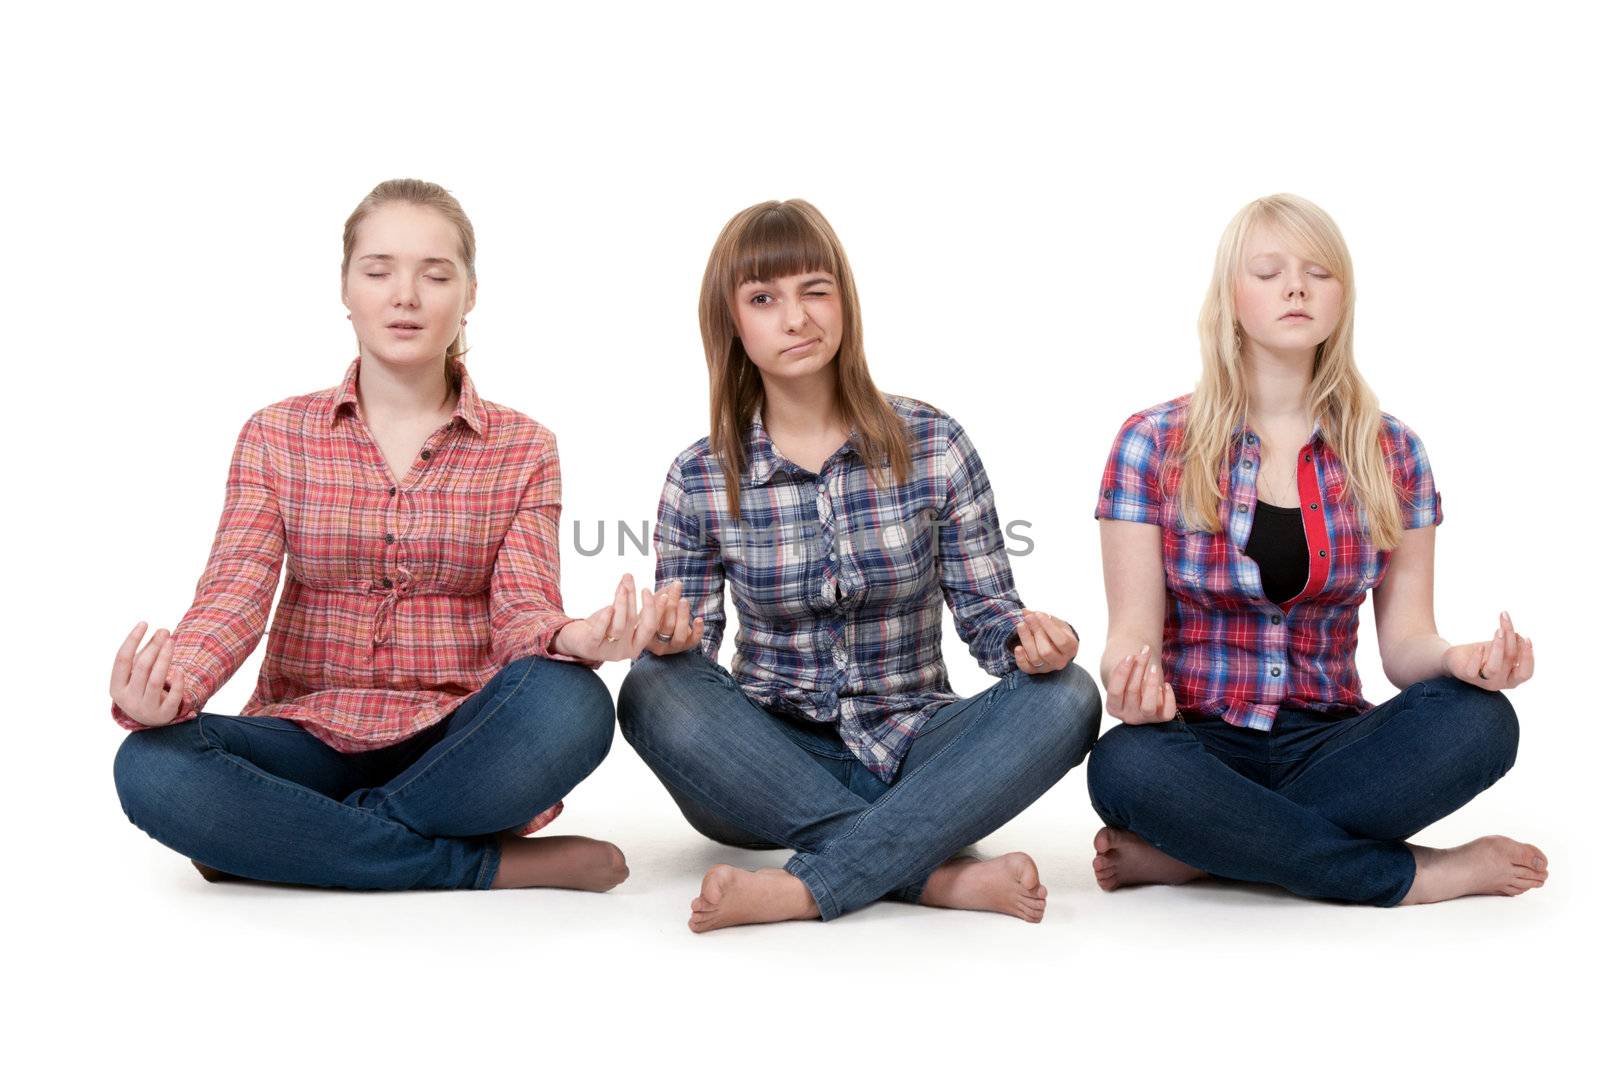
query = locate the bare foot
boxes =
[920,852,1048,922]
[688,865,820,933]
[490,835,629,891]
[1092,826,1206,891]
[1400,835,1548,905]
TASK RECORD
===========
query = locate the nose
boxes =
[1283,272,1308,300]
[783,300,810,333]
[393,274,419,309]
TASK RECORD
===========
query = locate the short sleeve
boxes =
[1385,417,1443,528]
[1094,413,1164,524]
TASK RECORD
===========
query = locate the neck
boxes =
[1242,340,1316,422]
[758,364,846,438]
[356,352,456,423]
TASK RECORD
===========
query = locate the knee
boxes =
[617,652,703,745]
[1418,676,1519,776]
[1085,723,1157,821]
[501,658,616,774]
[113,724,198,834]
[1018,662,1104,764]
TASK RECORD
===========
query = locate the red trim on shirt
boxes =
[1282,444,1330,611]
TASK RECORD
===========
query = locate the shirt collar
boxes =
[326,357,486,437]
[743,405,861,487]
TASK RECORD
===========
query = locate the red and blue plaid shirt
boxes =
[652,396,1026,782]
[1094,395,1442,730]
[111,358,588,834]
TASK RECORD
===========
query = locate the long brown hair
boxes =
[1181,193,1404,549]
[699,199,910,520]
[341,178,476,391]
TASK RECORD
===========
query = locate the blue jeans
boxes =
[1086,676,1519,906]
[113,657,615,890]
[617,652,1102,920]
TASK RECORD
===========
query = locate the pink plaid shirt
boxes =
[111,358,591,834]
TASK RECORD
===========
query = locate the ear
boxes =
[465,277,478,316]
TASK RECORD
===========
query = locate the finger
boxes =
[1106,653,1136,711]
[112,622,149,692]
[617,574,639,640]
[589,606,616,653]
[1161,683,1178,722]
[1036,613,1075,652]
[1511,635,1534,685]
[1029,624,1062,667]
[606,580,629,641]
[670,597,693,645]
[1484,628,1506,686]
[1015,620,1045,670]
[143,634,177,709]
[632,587,660,655]
[1139,655,1164,717]
[682,615,705,652]
[129,629,168,695]
[158,668,186,719]
[1499,615,1517,675]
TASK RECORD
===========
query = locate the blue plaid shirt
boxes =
[651,395,1027,782]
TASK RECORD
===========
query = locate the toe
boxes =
[1093,826,1114,853]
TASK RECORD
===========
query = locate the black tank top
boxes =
[1244,500,1310,608]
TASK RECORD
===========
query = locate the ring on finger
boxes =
[1030,659,1044,668]
[1477,667,1490,680]
[655,632,673,642]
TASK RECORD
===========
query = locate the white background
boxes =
[6,1,1595,1062]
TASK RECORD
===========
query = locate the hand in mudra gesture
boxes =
[109,622,187,727]
[554,575,704,662]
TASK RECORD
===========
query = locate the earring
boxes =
[460,318,468,326]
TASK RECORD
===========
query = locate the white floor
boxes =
[31,734,1588,1065]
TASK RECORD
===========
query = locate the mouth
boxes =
[385,321,426,336]
[782,338,821,355]
[1279,311,1313,322]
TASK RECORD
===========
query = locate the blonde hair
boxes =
[1180,193,1403,549]
[699,199,910,520]
[341,178,476,390]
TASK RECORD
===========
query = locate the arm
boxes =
[489,429,591,668]
[936,421,1026,677]
[1098,520,1166,685]
[112,414,286,730]
[1372,525,1450,688]
[651,457,726,661]
[1093,412,1177,722]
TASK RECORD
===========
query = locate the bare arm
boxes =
[1099,518,1178,723]
[1374,525,1534,692]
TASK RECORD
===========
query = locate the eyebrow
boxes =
[738,274,836,289]
[357,254,458,268]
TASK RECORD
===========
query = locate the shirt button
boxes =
[385,534,395,544]
[420,449,433,461]
[381,577,394,589]
[1103,488,1113,499]
[1309,502,1320,511]
[1303,454,1313,463]
[828,551,838,561]
[1318,549,1328,558]
[1237,503,1248,513]
[1270,666,1281,677]
[1242,460,1253,469]
[387,487,397,497]
[1270,614,1282,625]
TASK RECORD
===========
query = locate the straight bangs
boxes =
[1244,199,1352,285]
[727,205,841,290]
